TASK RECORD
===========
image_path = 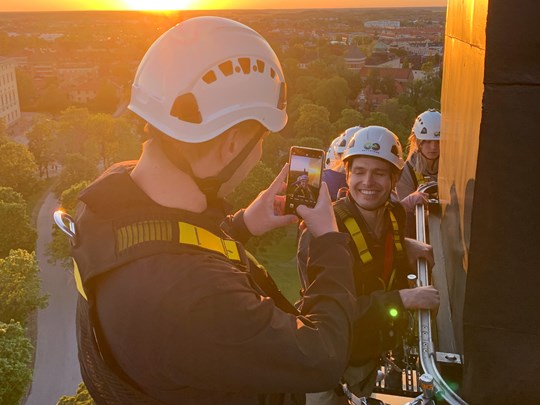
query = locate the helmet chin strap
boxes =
[158,127,266,203]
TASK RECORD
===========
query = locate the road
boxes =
[26,192,81,405]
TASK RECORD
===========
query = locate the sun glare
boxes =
[123,0,193,10]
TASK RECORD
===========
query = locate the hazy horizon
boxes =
[2,0,447,13]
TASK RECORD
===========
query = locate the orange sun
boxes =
[123,0,194,10]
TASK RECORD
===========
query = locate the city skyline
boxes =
[2,0,447,12]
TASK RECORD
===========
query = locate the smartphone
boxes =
[284,146,326,215]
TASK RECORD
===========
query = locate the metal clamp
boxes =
[53,210,77,245]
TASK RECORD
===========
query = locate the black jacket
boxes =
[72,162,358,405]
[297,195,412,366]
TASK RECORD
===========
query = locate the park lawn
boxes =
[256,224,302,304]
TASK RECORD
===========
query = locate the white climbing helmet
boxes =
[334,126,362,155]
[412,109,441,141]
[342,126,405,170]
[128,16,287,143]
[325,136,341,168]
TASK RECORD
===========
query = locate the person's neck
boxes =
[130,141,208,213]
[357,204,387,240]
[426,157,438,173]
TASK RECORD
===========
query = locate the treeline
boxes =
[0,108,141,404]
[0,124,47,405]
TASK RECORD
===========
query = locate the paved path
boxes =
[26,193,81,405]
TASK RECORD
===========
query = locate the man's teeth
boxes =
[360,190,377,195]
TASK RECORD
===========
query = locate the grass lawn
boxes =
[255,224,302,304]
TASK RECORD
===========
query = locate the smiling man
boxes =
[297,126,440,404]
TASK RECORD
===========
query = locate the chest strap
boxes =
[334,203,403,266]
[75,220,297,314]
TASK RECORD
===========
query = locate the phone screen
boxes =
[285,146,325,214]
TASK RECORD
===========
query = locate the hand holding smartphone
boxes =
[284,146,326,215]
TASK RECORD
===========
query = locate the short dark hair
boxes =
[145,120,262,161]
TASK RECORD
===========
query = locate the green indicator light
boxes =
[389,308,398,318]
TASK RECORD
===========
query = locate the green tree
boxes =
[294,76,318,101]
[0,118,7,145]
[377,99,416,130]
[0,320,33,405]
[227,162,274,211]
[90,80,119,114]
[55,153,97,195]
[366,69,381,92]
[27,115,57,178]
[380,76,397,98]
[364,111,393,130]
[0,187,25,205]
[0,250,47,324]
[57,382,95,405]
[293,136,324,150]
[0,188,36,257]
[87,115,140,168]
[262,133,289,172]
[0,141,40,198]
[281,57,301,94]
[333,108,364,135]
[55,107,93,160]
[293,104,333,143]
[339,68,363,99]
[313,76,350,121]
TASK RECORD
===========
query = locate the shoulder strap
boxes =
[76,217,298,314]
[388,210,403,254]
[407,161,426,190]
[386,205,408,291]
[333,200,373,264]
[244,251,299,315]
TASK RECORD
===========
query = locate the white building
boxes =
[364,20,400,29]
[0,57,21,127]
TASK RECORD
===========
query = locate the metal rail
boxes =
[415,202,468,405]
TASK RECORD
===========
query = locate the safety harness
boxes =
[332,198,410,399]
[71,213,298,404]
[406,161,429,191]
[333,199,405,292]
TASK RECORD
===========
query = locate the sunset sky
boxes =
[1,0,446,12]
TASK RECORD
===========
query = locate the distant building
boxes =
[365,53,401,69]
[38,33,65,41]
[63,80,99,104]
[344,46,366,71]
[359,67,414,85]
[0,57,21,127]
[57,63,99,82]
[372,41,390,54]
[364,20,400,29]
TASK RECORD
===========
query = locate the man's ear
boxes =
[217,127,242,164]
[391,169,401,187]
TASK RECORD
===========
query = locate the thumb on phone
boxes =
[296,182,338,238]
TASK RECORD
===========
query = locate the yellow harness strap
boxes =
[343,216,373,264]
[75,221,243,301]
[414,169,426,187]
[389,211,403,253]
[73,258,88,301]
[336,204,402,266]
[178,222,241,262]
